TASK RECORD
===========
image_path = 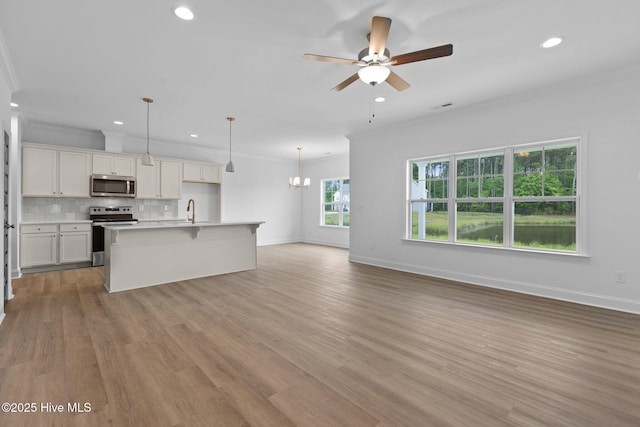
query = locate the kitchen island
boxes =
[102,221,263,292]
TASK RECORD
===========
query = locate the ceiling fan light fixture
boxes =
[358,64,391,85]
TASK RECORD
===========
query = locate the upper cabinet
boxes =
[23,147,91,197]
[22,143,220,200]
[160,161,182,199]
[93,154,136,176]
[183,162,221,183]
[136,159,182,199]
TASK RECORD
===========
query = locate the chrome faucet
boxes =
[186,198,195,224]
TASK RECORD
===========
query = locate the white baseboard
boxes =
[257,238,302,247]
[302,238,349,249]
[349,254,640,315]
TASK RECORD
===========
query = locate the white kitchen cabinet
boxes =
[93,154,136,176]
[23,147,91,197]
[22,147,58,196]
[183,162,221,183]
[135,159,159,198]
[160,161,182,199]
[59,223,92,263]
[59,151,92,197]
[20,223,92,268]
[20,224,58,267]
[136,159,182,199]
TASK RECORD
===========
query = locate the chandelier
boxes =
[289,147,310,189]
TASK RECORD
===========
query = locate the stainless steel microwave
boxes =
[90,175,136,198]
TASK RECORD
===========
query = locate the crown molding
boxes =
[27,120,102,137]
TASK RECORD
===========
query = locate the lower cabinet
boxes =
[59,223,92,263]
[20,223,92,268]
[20,224,58,267]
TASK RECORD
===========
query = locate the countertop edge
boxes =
[102,221,265,231]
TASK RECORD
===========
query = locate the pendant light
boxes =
[289,147,310,189]
[225,117,235,173]
[141,97,155,166]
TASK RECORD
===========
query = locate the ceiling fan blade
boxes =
[332,73,360,91]
[303,53,359,65]
[390,44,453,66]
[385,71,410,92]
[368,16,392,58]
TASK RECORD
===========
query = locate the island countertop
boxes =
[103,221,264,292]
[102,220,264,231]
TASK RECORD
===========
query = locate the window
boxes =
[321,178,350,227]
[408,137,582,253]
[512,143,577,251]
[410,158,449,240]
[456,152,504,246]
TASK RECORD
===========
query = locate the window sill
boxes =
[402,238,589,258]
[320,225,349,229]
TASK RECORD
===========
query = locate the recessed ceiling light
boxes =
[374,97,386,103]
[174,6,194,20]
[113,120,124,125]
[190,134,198,138]
[10,102,18,107]
[541,36,564,48]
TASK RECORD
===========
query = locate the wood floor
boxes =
[1,243,639,427]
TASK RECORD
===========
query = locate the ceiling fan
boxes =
[304,16,453,92]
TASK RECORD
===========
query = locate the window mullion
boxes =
[449,154,456,242]
[504,147,513,248]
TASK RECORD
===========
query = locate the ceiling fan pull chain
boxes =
[369,84,376,124]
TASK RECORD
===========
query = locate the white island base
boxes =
[103,222,263,293]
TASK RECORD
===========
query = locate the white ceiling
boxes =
[2,0,640,160]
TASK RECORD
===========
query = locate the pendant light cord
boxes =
[146,101,150,152]
[229,119,232,160]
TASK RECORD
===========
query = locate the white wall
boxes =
[301,153,349,248]
[349,62,640,314]
[222,153,302,246]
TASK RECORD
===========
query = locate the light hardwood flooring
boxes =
[1,243,639,426]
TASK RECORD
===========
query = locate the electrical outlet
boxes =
[164,205,169,211]
[51,204,60,213]
[615,270,627,284]
[138,205,144,212]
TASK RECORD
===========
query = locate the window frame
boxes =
[406,136,586,255]
[320,177,350,228]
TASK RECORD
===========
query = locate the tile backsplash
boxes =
[22,198,179,222]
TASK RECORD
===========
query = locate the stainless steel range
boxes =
[90,206,138,266]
